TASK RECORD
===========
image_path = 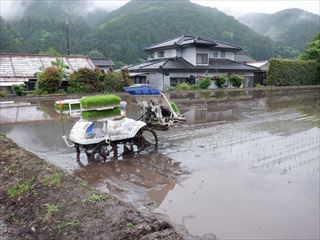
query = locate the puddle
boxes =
[0,89,319,239]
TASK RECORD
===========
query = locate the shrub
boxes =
[0,89,9,97]
[80,95,121,109]
[229,75,243,88]
[213,75,227,88]
[267,58,320,86]
[68,68,105,93]
[190,84,200,90]
[11,84,26,96]
[175,82,191,91]
[37,66,63,94]
[198,76,211,89]
[104,71,126,92]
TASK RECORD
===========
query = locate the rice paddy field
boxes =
[0,87,319,239]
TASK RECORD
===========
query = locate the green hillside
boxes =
[90,0,297,63]
[239,8,319,51]
[0,0,305,64]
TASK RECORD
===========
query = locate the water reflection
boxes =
[1,88,319,239]
[73,151,182,207]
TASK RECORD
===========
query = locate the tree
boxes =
[299,33,320,63]
[68,68,106,93]
[104,71,126,92]
[88,50,104,58]
[36,66,63,94]
[229,75,243,88]
[40,47,61,56]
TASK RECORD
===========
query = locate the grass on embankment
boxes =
[0,134,182,239]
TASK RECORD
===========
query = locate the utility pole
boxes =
[66,18,70,55]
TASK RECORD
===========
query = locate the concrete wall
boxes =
[146,73,164,90]
[144,71,255,90]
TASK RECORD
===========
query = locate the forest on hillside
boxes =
[0,0,318,66]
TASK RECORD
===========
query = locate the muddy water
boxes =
[1,89,319,239]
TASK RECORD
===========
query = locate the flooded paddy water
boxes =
[0,88,319,239]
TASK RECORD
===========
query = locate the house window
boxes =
[196,53,208,65]
[150,53,154,59]
[170,77,195,86]
[213,51,219,58]
[221,51,226,58]
[158,51,164,58]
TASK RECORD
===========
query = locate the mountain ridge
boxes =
[238,8,319,51]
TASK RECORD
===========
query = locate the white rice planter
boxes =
[57,85,184,162]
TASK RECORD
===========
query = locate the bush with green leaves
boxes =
[190,84,200,90]
[68,68,105,93]
[175,82,191,91]
[213,75,227,88]
[104,71,126,92]
[267,58,320,86]
[299,33,320,63]
[198,77,211,89]
[11,84,25,96]
[0,90,8,97]
[36,66,63,94]
[229,75,243,88]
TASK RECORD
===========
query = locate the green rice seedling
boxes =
[81,108,121,120]
[80,95,121,109]
[170,101,180,114]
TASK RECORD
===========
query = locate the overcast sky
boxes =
[1,0,319,20]
[92,0,320,15]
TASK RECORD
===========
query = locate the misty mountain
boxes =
[89,0,297,63]
[239,8,319,51]
[0,0,303,65]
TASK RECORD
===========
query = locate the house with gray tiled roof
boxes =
[127,35,261,90]
[0,54,95,91]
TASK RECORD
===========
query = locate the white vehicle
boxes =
[58,85,183,162]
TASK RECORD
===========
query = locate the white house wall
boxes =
[182,47,197,65]
[164,49,177,58]
[225,51,235,60]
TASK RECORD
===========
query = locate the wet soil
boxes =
[0,134,184,240]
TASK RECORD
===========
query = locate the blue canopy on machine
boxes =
[123,85,161,96]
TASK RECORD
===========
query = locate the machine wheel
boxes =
[134,127,158,151]
[91,141,118,162]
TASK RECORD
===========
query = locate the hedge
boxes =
[267,58,320,86]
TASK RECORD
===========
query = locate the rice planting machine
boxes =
[57,85,185,162]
